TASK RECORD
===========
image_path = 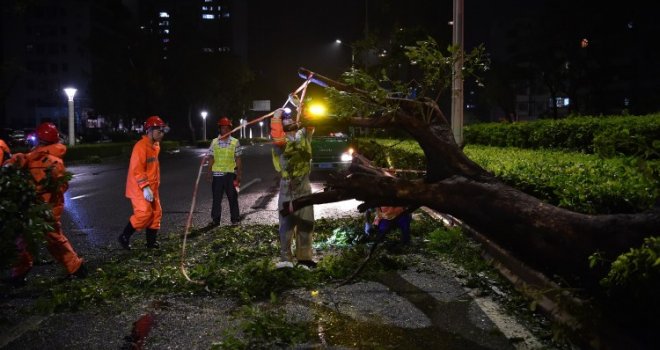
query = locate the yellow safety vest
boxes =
[211,137,238,173]
[272,129,312,179]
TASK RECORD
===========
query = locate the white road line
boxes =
[70,194,89,200]
[238,178,261,193]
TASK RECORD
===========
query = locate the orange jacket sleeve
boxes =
[270,117,286,146]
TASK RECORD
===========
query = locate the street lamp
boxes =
[335,39,354,69]
[201,110,208,141]
[64,87,77,146]
[259,121,263,138]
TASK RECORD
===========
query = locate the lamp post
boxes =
[201,110,208,141]
[335,39,354,69]
[259,121,263,138]
[450,0,464,146]
[64,87,77,146]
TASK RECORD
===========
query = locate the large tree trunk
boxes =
[284,68,660,288]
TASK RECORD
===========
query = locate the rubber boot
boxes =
[146,228,160,249]
[118,222,135,250]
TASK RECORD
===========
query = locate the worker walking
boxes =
[118,116,169,250]
[270,108,316,268]
[206,117,242,227]
[3,122,86,285]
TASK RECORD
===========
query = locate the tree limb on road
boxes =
[283,68,659,289]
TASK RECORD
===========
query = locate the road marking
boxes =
[70,194,89,200]
[239,178,261,193]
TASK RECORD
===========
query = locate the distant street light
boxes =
[259,121,264,138]
[64,87,77,146]
[201,110,208,141]
[335,39,354,69]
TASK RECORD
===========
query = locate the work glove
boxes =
[233,179,240,188]
[143,186,154,202]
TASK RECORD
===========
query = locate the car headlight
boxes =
[340,152,353,162]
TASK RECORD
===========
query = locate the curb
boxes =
[420,207,641,350]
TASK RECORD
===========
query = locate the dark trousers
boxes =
[376,213,412,244]
[211,173,240,223]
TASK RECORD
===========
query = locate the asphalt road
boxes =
[61,144,362,258]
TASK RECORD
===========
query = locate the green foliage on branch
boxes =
[0,166,54,269]
[326,38,488,119]
[595,237,660,328]
[600,237,660,296]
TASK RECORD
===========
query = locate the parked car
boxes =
[8,129,27,147]
[310,122,354,171]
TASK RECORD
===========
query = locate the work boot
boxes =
[297,260,318,269]
[68,261,88,279]
[118,222,136,250]
[146,228,160,249]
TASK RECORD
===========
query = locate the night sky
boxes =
[246,0,539,105]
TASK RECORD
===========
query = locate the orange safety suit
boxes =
[373,207,406,225]
[5,143,83,277]
[0,138,10,163]
[125,135,162,230]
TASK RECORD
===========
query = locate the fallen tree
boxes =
[283,68,659,290]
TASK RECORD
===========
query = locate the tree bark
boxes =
[285,68,660,288]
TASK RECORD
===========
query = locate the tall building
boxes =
[1,0,247,130]
[1,0,92,129]
[134,0,246,60]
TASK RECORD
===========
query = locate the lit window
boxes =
[204,0,212,2]
[202,48,213,53]
[223,13,230,18]
[202,6,208,11]
[624,97,630,106]
[159,12,169,18]
[563,98,570,107]
[163,29,169,34]
[202,14,215,19]
[217,6,222,11]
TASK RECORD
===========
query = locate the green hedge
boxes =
[464,114,660,158]
[64,141,181,163]
[355,138,659,214]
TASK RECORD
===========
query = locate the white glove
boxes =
[273,108,283,118]
[143,186,154,202]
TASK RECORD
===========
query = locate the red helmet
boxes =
[217,117,232,127]
[36,122,59,144]
[144,116,167,131]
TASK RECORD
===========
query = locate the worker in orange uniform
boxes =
[0,138,10,163]
[118,116,169,250]
[3,122,87,286]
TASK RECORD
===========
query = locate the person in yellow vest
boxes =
[270,107,316,268]
[206,117,242,227]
